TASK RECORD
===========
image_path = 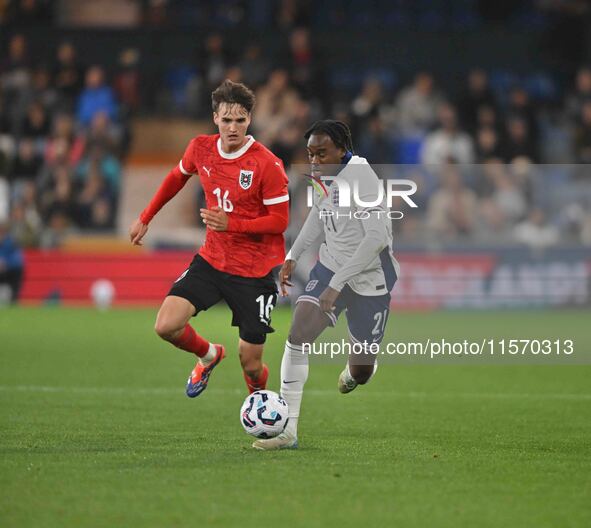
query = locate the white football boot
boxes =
[338,367,358,394]
[252,430,298,450]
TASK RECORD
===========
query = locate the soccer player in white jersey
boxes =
[253,120,400,450]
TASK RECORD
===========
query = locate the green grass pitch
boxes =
[1,306,590,527]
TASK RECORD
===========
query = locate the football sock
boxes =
[243,364,269,394]
[280,341,309,437]
[174,324,215,362]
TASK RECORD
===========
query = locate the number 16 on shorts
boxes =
[256,294,276,325]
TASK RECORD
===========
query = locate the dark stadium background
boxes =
[1,2,590,528]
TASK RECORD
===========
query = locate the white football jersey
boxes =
[289,155,400,296]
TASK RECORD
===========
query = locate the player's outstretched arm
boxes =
[129,164,192,245]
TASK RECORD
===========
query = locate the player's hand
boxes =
[279,259,296,297]
[129,218,149,246]
[200,206,229,231]
[319,286,340,313]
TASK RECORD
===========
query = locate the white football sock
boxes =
[200,343,217,365]
[280,341,309,437]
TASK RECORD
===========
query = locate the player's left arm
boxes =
[201,158,289,234]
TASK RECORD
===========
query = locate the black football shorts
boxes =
[168,254,278,344]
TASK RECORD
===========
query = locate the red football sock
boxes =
[172,324,210,357]
[244,364,269,394]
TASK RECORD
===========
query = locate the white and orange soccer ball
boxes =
[240,390,289,439]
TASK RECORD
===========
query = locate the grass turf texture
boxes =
[1,306,590,528]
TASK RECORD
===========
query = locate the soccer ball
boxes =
[240,390,289,439]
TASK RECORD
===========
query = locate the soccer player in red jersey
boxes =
[129,80,289,398]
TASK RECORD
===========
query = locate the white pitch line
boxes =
[0,385,590,400]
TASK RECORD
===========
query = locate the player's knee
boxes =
[288,326,312,347]
[154,319,181,341]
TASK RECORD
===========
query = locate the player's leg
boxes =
[253,300,332,450]
[238,337,269,393]
[338,292,390,393]
[158,255,225,397]
[254,265,341,450]
[220,273,277,394]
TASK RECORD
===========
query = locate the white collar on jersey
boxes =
[216,135,255,159]
[346,155,369,165]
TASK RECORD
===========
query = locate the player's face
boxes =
[307,134,345,175]
[213,103,251,151]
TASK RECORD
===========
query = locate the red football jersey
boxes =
[179,134,289,278]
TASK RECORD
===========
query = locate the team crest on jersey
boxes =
[239,170,254,190]
[305,280,318,292]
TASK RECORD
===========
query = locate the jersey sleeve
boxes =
[179,137,200,176]
[261,158,289,206]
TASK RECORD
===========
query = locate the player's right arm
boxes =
[129,139,198,246]
[279,203,324,296]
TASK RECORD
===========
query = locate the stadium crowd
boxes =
[1,21,591,250]
[0,33,131,248]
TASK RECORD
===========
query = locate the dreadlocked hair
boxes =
[304,120,354,153]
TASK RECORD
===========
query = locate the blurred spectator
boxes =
[76,144,121,194]
[0,221,24,304]
[0,95,11,136]
[11,138,42,183]
[40,209,75,248]
[253,69,301,146]
[281,27,326,109]
[421,103,474,165]
[507,86,539,141]
[396,72,444,137]
[39,165,75,223]
[268,98,311,166]
[21,100,50,139]
[358,116,397,164]
[44,114,84,167]
[480,163,527,234]
[27,66,59,113]
[426,165,478,237]
[0,178,8,221]
[276,0,312,28]
[0,34,31,105]
[351,78,385,132]
[85,112,122,157]
[10,179,41,247]
[565,66,591,124]
[114,48,141,115]
[53,42,84,107]
[4,0,52,25]
[574,100,591,165]
[77,66,118,126]
[514,208,559,249]
[502,115,538,163]
[202,33,231,93]
[475,126,503,162]
[239,44,270,89]
[475,104,501,133]
[76,167,115,230]
[456,69,498,133]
